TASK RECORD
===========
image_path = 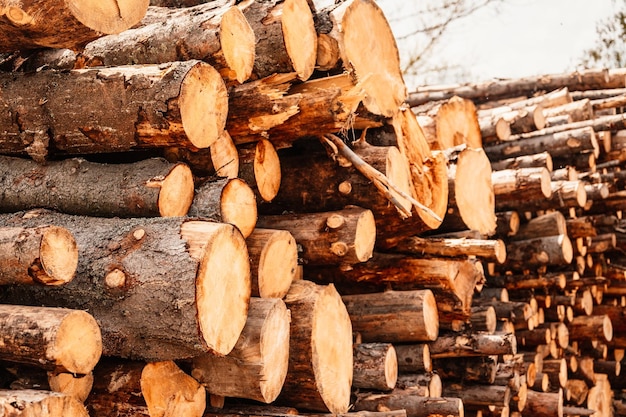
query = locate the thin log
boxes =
[0,389,88,417]
[392,236,506,264]
[490,152,553,172]
[393,344,432,373]
[353,393,464,417]
[428,332,517,358]
[352,343,398,391]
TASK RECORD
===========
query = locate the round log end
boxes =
[38,226,78,286]
[575,182,588,207]
[195,222,251,355]
[259,298,291,403]
[54,310,102,375]
[560,234,574,265]
[540,168,553,198]
[384,344,398,390]
[282,0,317,81]
[355,209,376,262]
[158,163,194,217]
[495,117,512,140]
[341,0,406,117]
[602,314,614,342]
[221,178,257,238]
[211,131,240,179]
[220,6,255,84]
[179,62,228,149]
[313,284,353,413]
[428,373,443,398]
[495,239,507,264]
[255,229,297,299]
[48,372,94,403]
[422,290,439,341]
[69,0,149,34]
[386,146,413,216]
[455,147,496,235]
[316,33,340,71]
[254,139,281,202]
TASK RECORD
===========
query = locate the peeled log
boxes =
[0,156,194,218]
[0,0,149,51]
[77,1,255,84]
[0,61,228,161]
[342,290,439,343]
[352,343,398,391]
[0,389,88,417]
[140,361,206,417]
[256,206,376,266]
[277,280,353,413]
[0,212,250,361]
[188,177,257,238]
[0,225,77,286]
[192,298,290,403]
[245,229,297,298]
[0,305,101,375]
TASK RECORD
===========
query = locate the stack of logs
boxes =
[0,1,625,417]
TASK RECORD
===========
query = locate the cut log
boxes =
[413,96,482,149]
[525,389,563,417]
[543,99,593,123]
[47,372,94,403]
[486,272,566,291]
[428,332,517,358]
[567,315,613,343]
[314,0,406,117]
[140,361,205,417]
[191,297,290,403]
[0,305,100,375]
[393,235,506,264]
[305,254,482,320]
[353,392,464,417]
[442,383,510,408]
[542,358,568,389]
[495,211,521,238]
[505,234,573,268]
[86,359,147,416]
[432,355,499,384]
[245,229,297,298]
[277,280,353,413]
[395,373,442,397]
[492,167,552,211]
[237,139,282,202]
[0,61,228,161]
[237,0,317,81]
[77,1,255,84]
[188,177,257,238]
[341,290,439,342]
[393,344,432,373]
[512,212,567,241]
[0,156,194,218]
[0,225,77,286]
[0,389,88,417]
[0,0,149,51]
[0,212,250,361]
[490,151,553,172]
[352,343,398,391]
[440,146,496,235]
[256,206,375,266]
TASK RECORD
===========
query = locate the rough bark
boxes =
[492,167,552,211]
[0,156,194,217]
[0,211,250,361]
[393,235,506,264]
[427,332,517,358]
[353,393,464,417]
[0,61,228,161]
[393,344,432,373]
[0,389,88,417]
[0,0,149,51]
[352,343,398,391]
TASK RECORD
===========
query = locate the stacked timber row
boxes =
[407,69,626,417]
[0,2,625,417]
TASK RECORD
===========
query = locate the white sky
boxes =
[377,0,617,89]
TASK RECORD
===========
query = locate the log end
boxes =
[259,298,291,403]
[422,290,440,341]
[179,62,228,149]
[221,178,258,238]
[313,284,353,413]
[211,131,240,179]
[254,139,282,202]
[158,163,195,217]
[220,6,255,84]
[54,310,102,375]
[47,372,94,403]
[282,0,317,81]
[194,222,251,355]
[354,208,376,263]
[69,0,149,34]
[38,226,79,286]
[255,229,297,299]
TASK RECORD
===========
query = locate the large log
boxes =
[0,305,101,375]
[341,290,439,343]
[0,156,194,218]
[0,0,149,51]
[188,177,257,238]
[313,0,406,117]
[0,211,250,361]
[0,225,77,286]
[256,206,376,266]
[0,389,88,417]
[277,280,353,413]
[245,229,297,298]
[0,61,228,161]
[140,361,206,417]
[191,298,290,403]
[77,1,256,84]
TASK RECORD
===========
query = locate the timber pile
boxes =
[0,1,625,417]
